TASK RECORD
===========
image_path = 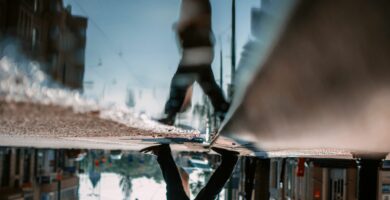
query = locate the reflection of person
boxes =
[141,144,238,200]
[158,0,229,125]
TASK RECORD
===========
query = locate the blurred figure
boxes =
[141,144,238,200]
[159,0,230,125]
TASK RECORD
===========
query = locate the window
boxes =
[383,184,390,193]
[57,2,62,12]
[79,28,86,37]
[50,26,60,39]
[32,28,37,48]
[52,54,58,68]
[75,49,85,64]
[34,0,38,12]
[50,1,61,12]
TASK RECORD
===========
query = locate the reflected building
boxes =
[222,157,390,200]
[0,0,88,90]
[4,147,390,200]
[0,148,79,200]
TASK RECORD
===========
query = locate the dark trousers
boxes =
[164,64,229,116]
[157,147,238,200]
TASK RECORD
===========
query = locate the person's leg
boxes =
[162,66,196,125]
[141,145,190,200]
[196,66,230,114]
[194,147,239,200]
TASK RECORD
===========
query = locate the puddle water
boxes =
[0,147,219,200]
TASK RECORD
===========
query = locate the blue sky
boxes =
[64,0,260,114]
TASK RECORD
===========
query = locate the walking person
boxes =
[159,0,230,125]
[141,144,238,200]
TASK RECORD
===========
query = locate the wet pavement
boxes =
[1,99,388,160]
[0,99,368,158]
[0,101,199,138]
[0,101,208,152]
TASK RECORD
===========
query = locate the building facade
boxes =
[0,0,87,90]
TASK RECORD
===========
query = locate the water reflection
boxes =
[0,147,218,200]
[3,147,390,200]
[78,149,164,199]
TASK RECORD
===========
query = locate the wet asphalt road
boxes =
[0,101,367,158]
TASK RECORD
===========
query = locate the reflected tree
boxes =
[190,179,204,197]
[79,150,163,199]
[107,153,163,198]
[120,175,132,200]
[190,171,212,197]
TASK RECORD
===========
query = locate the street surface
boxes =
[0,100,367,159]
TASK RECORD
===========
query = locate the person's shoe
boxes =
[215,102,231,122]
[140,144,170,157]
[211,146,239,158]
[157,114,175,126]
[215,111,227,122]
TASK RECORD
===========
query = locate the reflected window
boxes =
[270,160,279,189]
